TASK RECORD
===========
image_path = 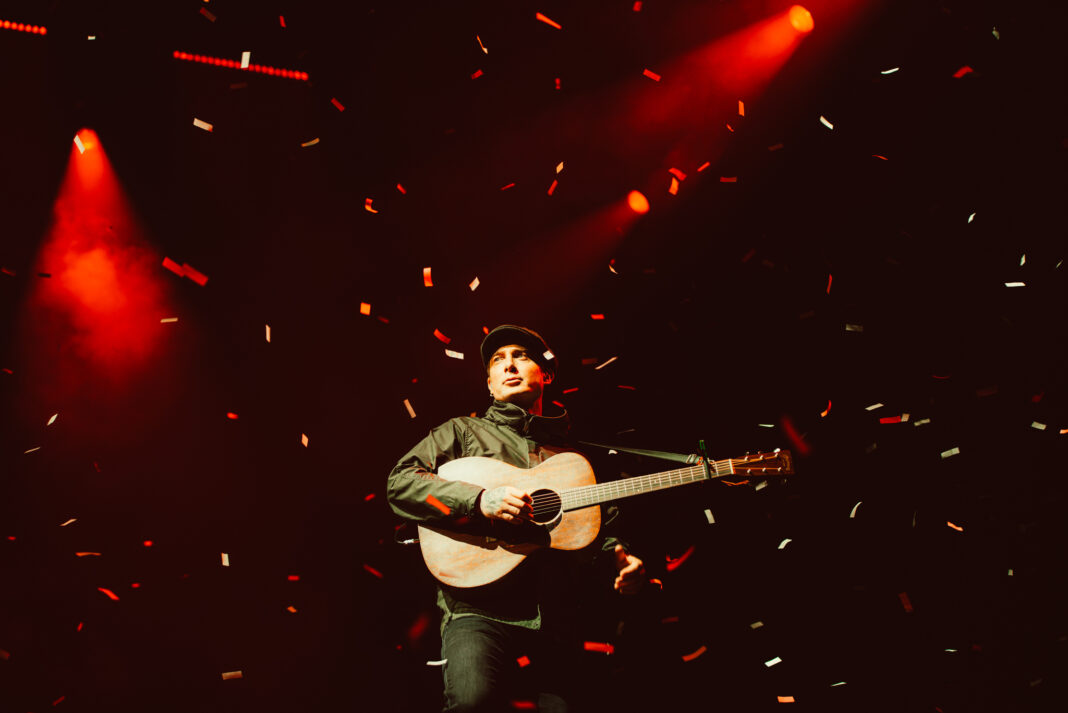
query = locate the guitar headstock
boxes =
[733,449,794,476]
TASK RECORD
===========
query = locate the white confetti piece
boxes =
[60,518,77,527]
[913,418,931,426]
[758,423,775,428]
[468,277,479,291]
[704,509,715,524]
[543,349,554,361]
[1004,281,1025,287]
[47,414,58,426]
[160,317,178,323]
[426,659,447,666]
[1007,568,1013,576]
[240,51,250,69]
[940,447,960,459]
[594,356,617,370]
[221,553,230,566]
[265,324,271,342]
[819,115,834,130]
[754,480,768,491]
[445,349,464,360]
[865,403,884,411]
[880,67,900,75]
[967,212,976,223]
[750,621,764,630]
[777,538,792,550]
[849,501,862,518]
[765,656,782,667]
[301,433,309,447]
[221,670,242,680]
[944,648,958,653]
[845,323,863,332]
[1019,254,1026,266]
[1031,422,1047,431]
[193,118,214,132]
[992,27,1000,40]
[24,446,41,454]
[73,134,85,154]
[403,399,416,418]
[830,682,847,687]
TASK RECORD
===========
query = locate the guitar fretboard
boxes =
[561,459,734,511]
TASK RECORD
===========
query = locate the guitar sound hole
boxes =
[529,489,562,525]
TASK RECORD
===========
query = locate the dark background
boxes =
[1,0,1064,711]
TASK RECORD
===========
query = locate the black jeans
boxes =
[440,616,572,713]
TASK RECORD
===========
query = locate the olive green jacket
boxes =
[387,400,626,629]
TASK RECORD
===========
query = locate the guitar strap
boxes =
[575,440,699,465]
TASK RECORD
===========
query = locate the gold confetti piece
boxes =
[24,446,41,454]
[820,400,832,417]
[704,509,715,524]
[47,413,58,426]
[445,349,464,360]
[777,538,792,549]
[1060,428,1068,435]
[221,553,230,566]
[913,418,931,426]
[265,324,271,342]
[865,403,884,411]
[468,277,479,291]
[1004,281,1025,287]
[765,656,782,667]
[286,605,297,613]
[221,671,243,680]
[160,317,178,323]
[240,51,250,69]
[849,501,862,518]
[426,659,447,666]
[300,138,320,147]
[754,480,768,491]
[940,447,960,459]
[476,35,488,53]
[301,433,309,447]
[738,99,745,116]
[819,115,834,130]
[193,117,214,132]
[880,67,900,74]
[364,198,378,213]
[594,356,617,370]
[777,696,795,703]
[75,552,101,557]
[403,399,416,418]
[845,323,863,332]
[681,645,707,662]
[423,267,433,287]
[992,27,1000,40]
[60,518,76,526]
[750,621,764,629]
[535,12,562,29]
[73,134,85,154]
[642,68,661,81]
[967,212,976,223]
[947,521,963,532]
[1007,568,1013,576]
[1019,253,1026,266]
[556,161,564,174]
[1031,422,1047,431]
[359,302,371,315]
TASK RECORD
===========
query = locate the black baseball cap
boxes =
[480,325,556,379]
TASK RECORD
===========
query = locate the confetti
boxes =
[300,138,320,147]
[265,324,271,342]
[221,671,243,680]
[845,324,863,332]
[704,509,715,524]
[363,564,384,579]
[849,501,862,518]
[819,115,834,130]
[992,27,1000,39]
[1031,422,1047,431]
[554,77,560,90]
[820,400,832,418]
[590,313,605,320]
[445,349,464,360]
[1004,281,1025,287]
[765,656,783,667]
[879,414,910,423]
[758,423,775,428]
[279,15,286,28]
[331,97,345,112]
[73,134,85,153]
[396,183,406,194]
[423,267,433,287]
[826,274,833,294]
[359,302,371,315]
[947,521,963,532]
[181,263,209,286]
[1007,568,1013,576]
[60,518,76,527]
[913,418,931,426]
[952,65,973,78]
[940,447,960,459]
[754,480,768,491]
[681,645,707,662]
[547,179,558,195]
[426,495,451,515]
[633,2,642,10]
[898,591,914,613]
[468,277,479,291]
[594,356,617,370]
[880,67,900,75]
[470,69,483,79]
[98,588,120,601]
[516,655,531,668]
[75,552,101,557]
[668,177,679,195]
[500,182,516,191]
[221,553,230,566]
[865,403,884,411]
[240,51,250,69]
[476,35,488,53]
[750,621,764,629]
[719,176,737,183]
[582,641,614,654]
[160,317,178,323]
[967,212,976,223]
[535,12,562,29]
[556,161,564,174]
[768,143,784,151]
[199,7,216,22]
[426,659,447,666]
[831,681,847,687]
[433,329,451,344]
[777,696,795,703]
[872,154,888,160]
[697,161,711,171]
[364,198,378,213]
[777,538,792,549]
[1019,254,1026,266]
[301,433,309,447]
[24,446,41,454]
[47,413,58,426]
[403,399,416,418]
[192,118,213,132]
[286,605,297,613]
[543,350,554,361]
[642,68,661,82]
[665,545,695,571]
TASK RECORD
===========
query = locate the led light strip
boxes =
[173,51,308,81]
[1,19,47,34]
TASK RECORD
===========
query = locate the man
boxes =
[387,324,645,712]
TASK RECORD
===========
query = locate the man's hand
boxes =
[479,486,533,523]
[613,544,645,595]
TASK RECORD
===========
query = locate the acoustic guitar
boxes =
[417,449,793,587]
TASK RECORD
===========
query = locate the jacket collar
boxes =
[484,400,570,442]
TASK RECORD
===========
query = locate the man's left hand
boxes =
[612,544,645,595]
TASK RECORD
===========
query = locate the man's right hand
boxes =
[479,486,533,523]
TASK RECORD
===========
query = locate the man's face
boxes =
[486,344,551,408]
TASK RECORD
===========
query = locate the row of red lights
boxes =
[1,20,47,34]
[172,51,308,81]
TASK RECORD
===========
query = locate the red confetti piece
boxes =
[500,182,516,190]
[820,400,832,418]
[162,257,184,276]
[947,521,963,532]
[554,77,561,90]
[590,314,605,320]
[470,69,483,79]
[780,415,811,456]
[182,263,208,286]
[433,329,451,344]
[562,387,579,394]
[279,15,286,28]
[76,622,83,631]
[199,7,216,22]
[768,143,784,151]
[131,582,140,588]
[226,412,239,420]
[872,154,888,160]
[642,68,661,82]
[668,177,679,195]
[551,400,565,408]
[668,167,687,181]
[287,575,300,581]
[75,552,101,557]
[696,161,710,172]
[1031,392,1043,403]
[331,97,346,111]
[535,12,562,29]
[633,2,642,11]
[364,493,376,501]
[583,641,614,654]
[396,183,407,194]
[682,645,707,662]
[898,591,914,613]
[98,587,120,601]
[738,100,745,116]
[363,563,384,579]
[666,544,695,571]
[952,65,973,78]
[423,267,433,286]
[286,605,297,613]
[547,179,558,195]
[359,302,371,315]
[426,495,451,515]
[826,274,833,294]
[879,415,904,424]
[516,655,531,668]
[511,702,537,711]
[52,695,65,706]
[725,123,734,132]
[143,540,153,547]
[617,385,636,390]
[221,671,243,680]
[364,198,378,213]
[720,176,737,183]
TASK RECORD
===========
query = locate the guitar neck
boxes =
[560,458,736,511]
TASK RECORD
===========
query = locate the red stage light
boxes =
[789,5,814,33]
[1,19,46,35]
[627,190,650,214]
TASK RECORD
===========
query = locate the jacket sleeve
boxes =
[387,419,486,523]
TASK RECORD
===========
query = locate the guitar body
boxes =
[417,452,601,588]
